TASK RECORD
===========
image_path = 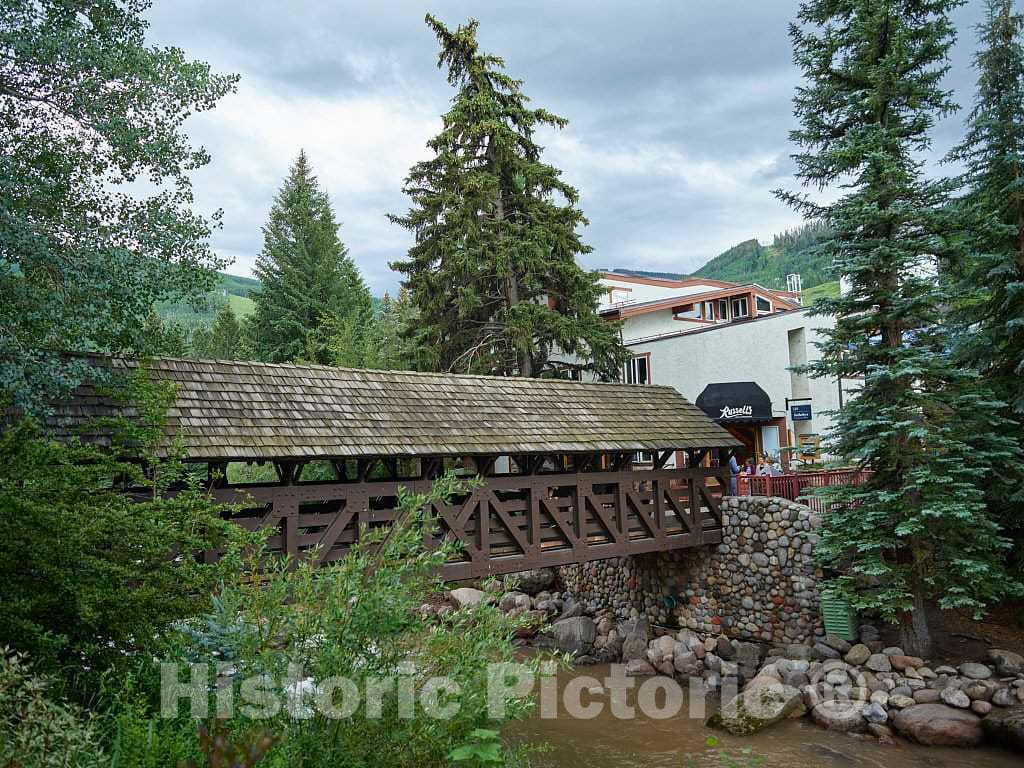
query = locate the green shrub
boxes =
[0,649,103,768]
[168,472,540,768]
[0,373,252,704]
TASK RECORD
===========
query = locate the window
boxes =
[703,301,714,320]
[731,296,749,319]
[756,296,772,313]
[634,451,655,464]
[624,355,650,385]
[718,299,728,321]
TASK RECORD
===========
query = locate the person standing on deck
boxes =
[728,450,741,495]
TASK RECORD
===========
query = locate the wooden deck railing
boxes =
[207,466,731,579]
[737,469,870,512]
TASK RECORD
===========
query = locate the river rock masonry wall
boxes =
[558,496,826,645]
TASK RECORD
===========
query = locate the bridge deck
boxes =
[208,466,729,579]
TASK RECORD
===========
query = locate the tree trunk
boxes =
[898,581,932,658]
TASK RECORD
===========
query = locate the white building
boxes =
[598,272,845,468]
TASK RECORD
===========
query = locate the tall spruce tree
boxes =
[778,0,1021,655]
[947,0,1024,562]
[251,151,374,364]
[389,15,626,379]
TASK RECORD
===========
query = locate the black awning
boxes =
[695,382,773,423]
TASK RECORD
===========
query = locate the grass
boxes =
[227,293,255,318]
[801,280,840,304]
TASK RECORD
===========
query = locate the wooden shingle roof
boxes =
[50,357,740,460]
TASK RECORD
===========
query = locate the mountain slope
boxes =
[156,271,259,329]
[610,223,833,293]
[692,224,832,290]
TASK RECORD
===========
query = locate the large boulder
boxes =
[709,677,805,736]
[449,587,486,608]
[620,617,651,662]
[507,568,555,595]
[988,649,1024,677]
[981,705,1024,753]
[810,700,868,733]
[892,703,983,747]
[547,616,596,656]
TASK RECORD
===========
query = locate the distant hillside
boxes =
[608,223,833,294]
[156,271,259,330]
[691,223,833,291]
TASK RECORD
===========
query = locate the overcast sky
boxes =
[146,1,985,294]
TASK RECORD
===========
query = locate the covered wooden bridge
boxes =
[59,358,741,579]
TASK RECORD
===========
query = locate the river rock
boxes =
[716,635,736,660]
[959,662,992,680]
[989,649,1024,677]
[972,700,992,716]
[648,634,676,664]
[993,688,1017,708]
[500,591,526,612]
[674,651,699,676]
[624,658,656,677]
[621,618,651,662]
[889,655,924,672]
[981,705,1024,752]
[889,695,916,709]
[811,700,868,733]
[892,703,983,747]
[710,678,804,736]
[508,568,555,595]
[844,644,871,666]
[823,634,852,654]
[913,689,941,704]
[940,687,971,709]
[449,587,486,607]
[548,616,596,656]
[865,654,892,673]
[814,643,841,660]
[963,679,1000,702]
[863,701,888,724]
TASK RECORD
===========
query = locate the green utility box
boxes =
[819,591,858,642]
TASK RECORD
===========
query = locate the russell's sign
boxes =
[718,405,754,419]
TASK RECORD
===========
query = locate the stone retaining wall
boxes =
[558,496,825,645]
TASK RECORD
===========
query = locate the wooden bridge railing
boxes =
[207,466,731,579]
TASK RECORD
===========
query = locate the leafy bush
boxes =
[0,649,103,768]
[0,373,250,704]
[168,472,539,768]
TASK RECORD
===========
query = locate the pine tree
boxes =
[191,304,245,361]
[137,311,189,358]
[251,150,373,364]
[947,0,1024,565]
[389,15,627,379]
[777,0,1021,656]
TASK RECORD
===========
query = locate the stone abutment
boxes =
[558,496,826,645]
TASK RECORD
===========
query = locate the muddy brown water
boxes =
[505,663,1021,768]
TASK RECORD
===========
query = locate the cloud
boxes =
[146,0,986,293]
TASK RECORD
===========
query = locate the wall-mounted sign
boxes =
[791,403,812,421]
[719,405,754,419]
[798,433,821,461]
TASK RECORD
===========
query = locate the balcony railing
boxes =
[737,469,871,513]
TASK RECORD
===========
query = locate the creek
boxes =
[506,662,1021,768]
